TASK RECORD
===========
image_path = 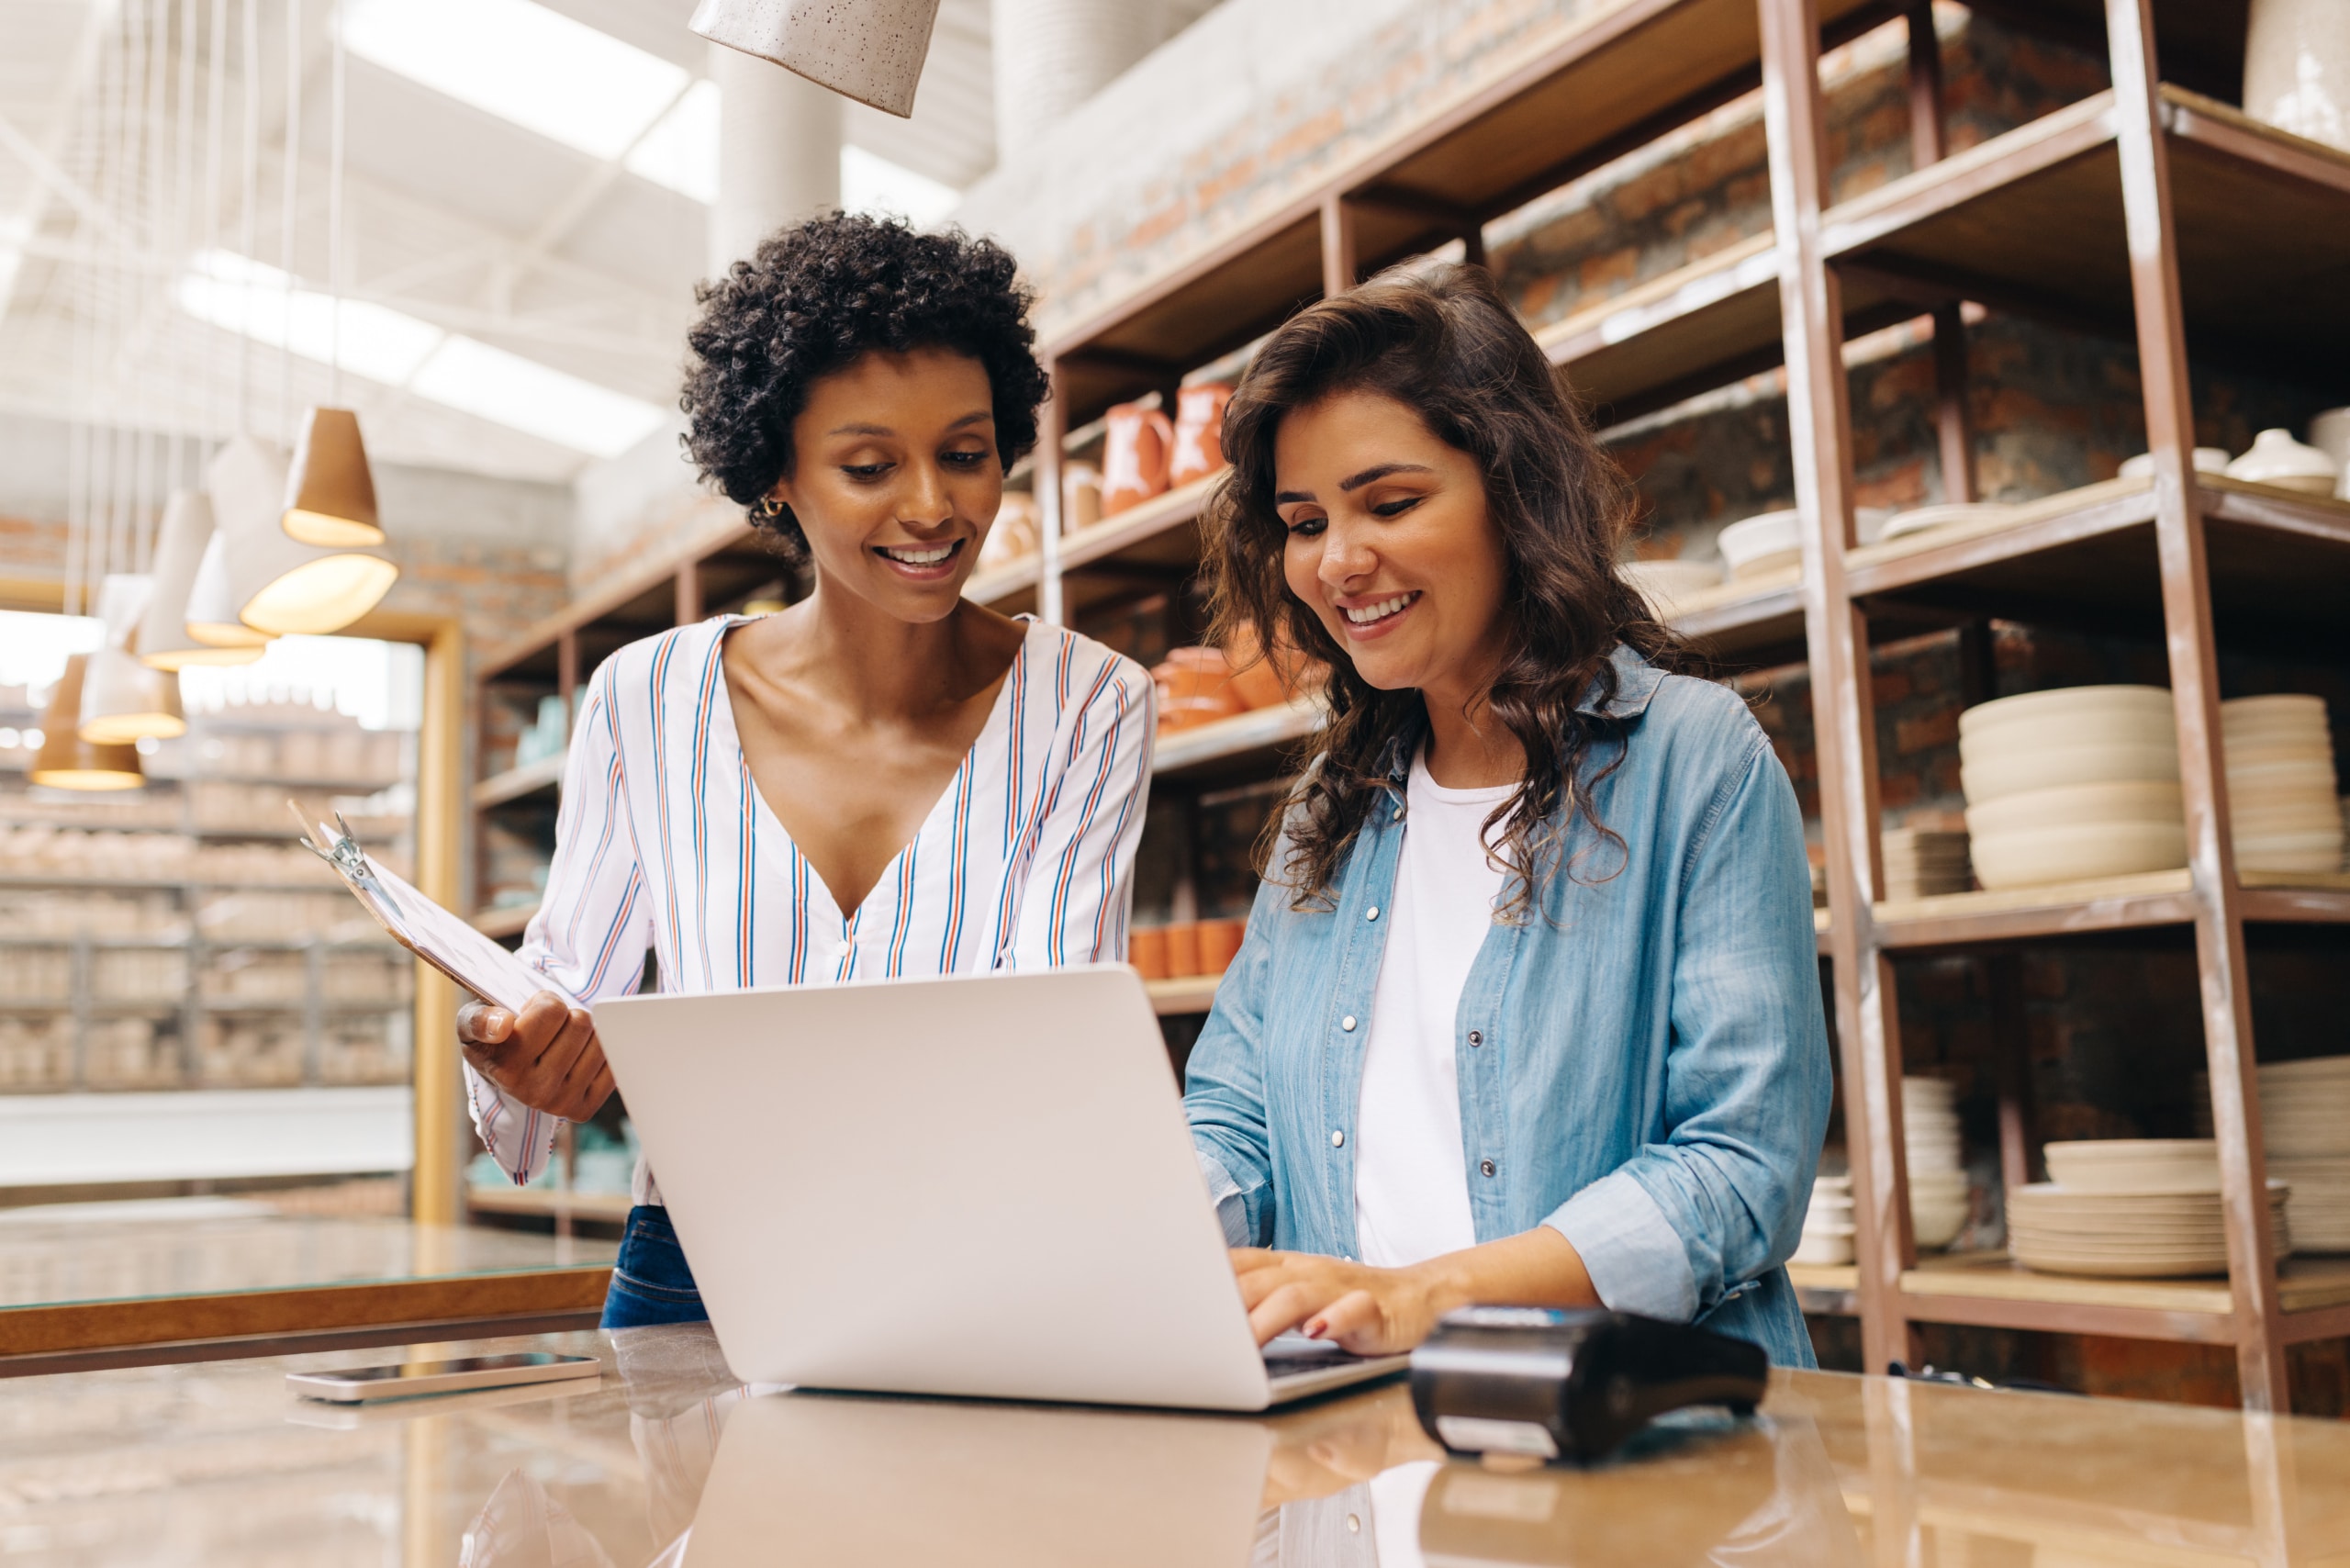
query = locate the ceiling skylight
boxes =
[176,250,666,459]
[625,79,721,204]
[843,147,960,228]
[340,0,691,162]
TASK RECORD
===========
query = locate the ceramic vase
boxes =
[689,0,944,118]
[2245,0,2350,151]
[1168,383,1235,487]
[1100,403,1174,516]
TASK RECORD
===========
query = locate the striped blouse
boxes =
[468,613,1156,1201]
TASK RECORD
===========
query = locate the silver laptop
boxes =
[594,965,1405,1410]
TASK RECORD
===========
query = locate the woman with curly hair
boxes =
[1184,266,1829,1366]
[456,214,1156,1327]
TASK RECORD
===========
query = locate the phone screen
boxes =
[324,1353,584,1383]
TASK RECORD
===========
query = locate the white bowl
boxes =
[1619,558,1724,617]
[1968,822,2189,888]
[1911,1198,1970,1250]
[1716,509,1805,579]
[2226,428,2339,493]
[1961,743,2179,806]
[1959,684,2174,738]
[1793,1229,1855,1267]
[1966,780,2183,838]
[1879,500,2018,541]
[2120,447,2231,478]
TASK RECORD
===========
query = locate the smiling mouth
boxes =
[1341,591,1419,626]
[874,540,964,570]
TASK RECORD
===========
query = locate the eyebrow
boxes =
[1274,462,1435,503]
[825,410,995,438]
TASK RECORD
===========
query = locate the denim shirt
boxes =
[1184,646,1830,1368]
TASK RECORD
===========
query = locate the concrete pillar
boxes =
[990,0,1164,167]
[709,44,844,275]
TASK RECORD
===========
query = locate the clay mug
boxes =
[1101,402,1174,516]
[975,492,1040,572]
[1169,382,1236,487]
[1127,925,1169,981]
[1060,462,1102,534]
[1223,620,1326,711]
[1163,921,1203,979]
[1196,917,1246,974]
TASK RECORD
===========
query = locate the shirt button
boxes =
[1346,1515,1361,1533]
[1468,1030,1483,1047]
[1480,1159,1497,1177]
[1365,906,1380,922]
[1332,1129,1347,1148]
[1341,1015,1357,1032]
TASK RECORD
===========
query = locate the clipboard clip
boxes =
[289,801,407,921]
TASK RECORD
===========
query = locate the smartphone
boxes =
[286,1351,601,1404]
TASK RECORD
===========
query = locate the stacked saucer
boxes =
[2196,1056,2350,1250]
[1620,558,1722,618]
[2222,695,2344,873]
[1878,500,2017,543]
[1960,687,2187,889]
[1905,1077,1969,1249]
[2009,1138,2292,1277]
[1882,827,1972,900]
[1796,1173,1854,1266]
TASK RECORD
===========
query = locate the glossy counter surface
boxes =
[4,1326,2349,1565]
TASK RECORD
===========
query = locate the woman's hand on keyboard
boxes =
[457,991,615,1122]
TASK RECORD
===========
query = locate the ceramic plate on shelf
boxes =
[1967,821,2189,889]
[1958,684,2175,738]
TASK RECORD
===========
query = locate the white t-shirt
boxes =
[1352,746,1512,1270]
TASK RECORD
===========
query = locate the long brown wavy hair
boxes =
[1204,264,1691,916]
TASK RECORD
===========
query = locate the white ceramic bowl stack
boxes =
[1796,1172,1854,1266]
[1881,827,1972,900]
[1712,507,1893,580]
[1959,686,2187,889]
[2221,695,2344,873]
[1905,1077,1970,1249]
[1619,558,1723,619]
[2196,1057,2350,1251]
[2008,1138,2293,1277]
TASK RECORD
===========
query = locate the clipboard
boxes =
[295,805,579,1014]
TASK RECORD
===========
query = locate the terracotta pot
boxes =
[689,0,945,118]
[1197,917,1245,975]
[1060,463,1102,534]
[1153,646,1246,732]
[1169,383,1235,487]
[1101,403,1174,516]
[1163,921,1202,979]
[976,492,1040,572]
[1128,925,1169,981]
[1223,622,1325,710]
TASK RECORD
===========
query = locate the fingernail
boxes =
[1304,1320,1326,1339]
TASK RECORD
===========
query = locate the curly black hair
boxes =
[680,213,1049,561]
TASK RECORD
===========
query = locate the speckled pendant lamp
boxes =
[688,0,944,118]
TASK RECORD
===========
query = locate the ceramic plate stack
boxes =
[1905,1077,1969,1249]
[1882,828,1972,900]
[1796,1173,1854,1265]
[1959,687,2186,889]
[2009,1139,2292,1277]
[2196,1057,2350,1251]
[2221,695,2344,873]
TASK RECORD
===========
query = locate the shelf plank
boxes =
[2240,871,2350,924]
[1661,566,1808,659]
[1874,869,2198,949]
[466,1186,634,1224]
[1897,1253,2350,1346]
[1061,472,1221,573]
[473,755,565,809]
[471,903,538,941]
[1147,973,1223,1016]
[1154,700,1323,782]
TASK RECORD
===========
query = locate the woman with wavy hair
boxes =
[456,214,1155,1328]
[1184,265,1829,1366]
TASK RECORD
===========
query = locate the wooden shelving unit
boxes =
[464,0,2346,1406]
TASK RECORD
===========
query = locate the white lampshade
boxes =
[140,489,266,668]
[209,434,398,635]
[79,575,186,744]
[185,532,273,649]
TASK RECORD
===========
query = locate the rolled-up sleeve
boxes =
[1541,735,1830,1321]
[471,663,652,1185]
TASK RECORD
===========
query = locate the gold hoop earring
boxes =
[755,494,786,521]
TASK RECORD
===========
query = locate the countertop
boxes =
[3,1326,2348,1565]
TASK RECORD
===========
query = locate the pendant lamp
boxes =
[210,435,397,635]
[282,407,383,545]
[141,490,267,667]
[79,576,187,745]
[31,655,145,790]
[185,532,274,648]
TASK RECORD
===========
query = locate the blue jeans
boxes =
[601,1205,710,1327]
